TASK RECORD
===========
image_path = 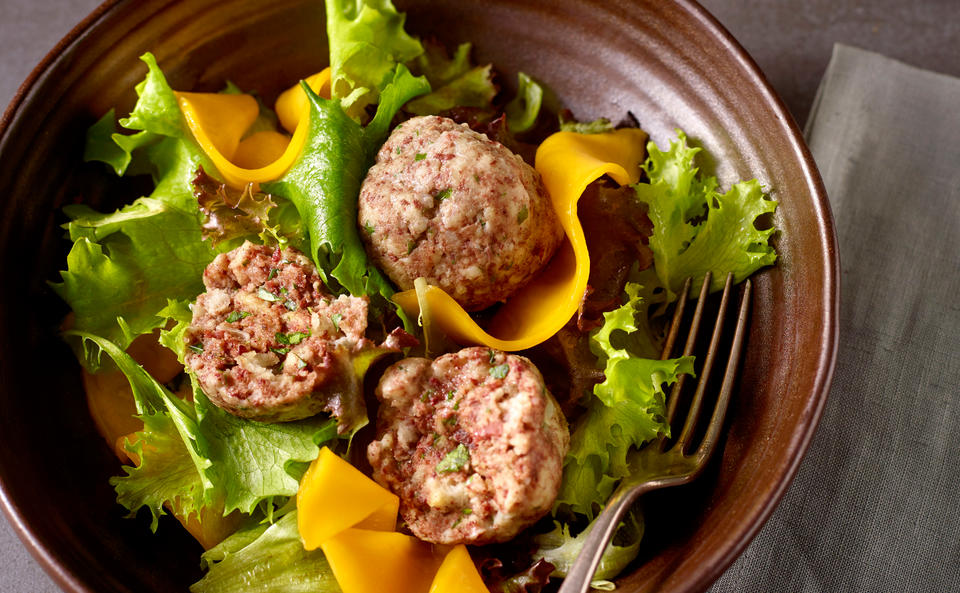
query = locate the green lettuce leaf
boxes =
[325,0,424,117]
[556,284,694,517]
[193,380,340,515]
[558,115,614,135]
[405,63,496,116]
[404,42,497,116]
[83,110,158,176]
[70,331,212,529]
[262,65,429,300]
[72,332,340,526]
[54,53,223,370]
[634,131,777,299]
[505,72,543,133]
[533,511,643,584]
[191,511,341,593]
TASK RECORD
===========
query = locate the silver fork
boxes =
[557,272,752,593]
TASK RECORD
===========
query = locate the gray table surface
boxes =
[1,1,957,592]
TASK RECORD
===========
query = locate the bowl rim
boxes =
[670,0,839,589]
[0,1,840,592]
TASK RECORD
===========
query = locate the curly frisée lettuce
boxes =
[635,131,777,299]
[554,284,694,518]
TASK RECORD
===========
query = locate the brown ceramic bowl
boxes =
[0,0,838,591]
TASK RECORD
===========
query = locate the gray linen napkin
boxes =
[709,44,960,593]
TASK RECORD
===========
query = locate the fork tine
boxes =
[662,272,712,438]
[697,278,752,459]
[674,272,735,453]
[660,276,693,361]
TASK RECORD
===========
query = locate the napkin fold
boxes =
[709,44,960,593]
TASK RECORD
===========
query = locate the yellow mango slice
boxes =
[276,70,332,133]
[175,92,259,161]
[177,68,331,188]
[232,130,292,169]
[175,497,245,551]
[394,128,648,351]
[428,545,490,593]
[297,447,399,549]
[321,528,445,593]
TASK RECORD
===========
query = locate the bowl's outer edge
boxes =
[0,4,125,592]
[675,1,840,590]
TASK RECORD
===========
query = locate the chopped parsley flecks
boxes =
[461,508,472,515]
[295,355,308,369]
[487,349,496,364]
[225,310,251,323]
[420,389,434,403]
[435,443,469,474]
[443,415,458,427]
[258,287,280,302]
[331,313,343,333]
[415,152,427,161]
[435,188,452,201]
[268,268,279,280]
[188,343,204,354]
[517,204,529,224]
[446,390,455,400]
[407,240,417,255]
[271,347,291,356]
[363,222,375,235]
[489,364,510,379]
[276,330,310,346]
[283,299,298,311]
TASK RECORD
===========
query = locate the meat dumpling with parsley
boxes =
[357,115,563,312]
[183,241,371,424]
[367,346,569,545]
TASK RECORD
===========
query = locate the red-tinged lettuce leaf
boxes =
[191,511,339,593]
[262,65,429,301]
[192,167,292,248]
[634,130,777,299]
[326,0,424,118]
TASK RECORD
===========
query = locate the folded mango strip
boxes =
[176,69,332,188]
[297,447,489,593]
[394,128,648,351]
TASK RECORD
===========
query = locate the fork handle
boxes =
[556,483,653,593]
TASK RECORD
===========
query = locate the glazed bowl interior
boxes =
[0,0,837,592]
